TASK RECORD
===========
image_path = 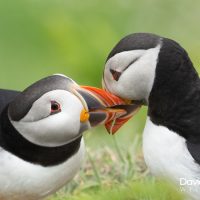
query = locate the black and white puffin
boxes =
[0,74,135,200]
[103,33,200,199]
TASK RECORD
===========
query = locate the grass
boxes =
[47,122,185,200]
[49,179,183,200]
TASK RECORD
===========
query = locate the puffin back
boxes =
[0,89,20,114]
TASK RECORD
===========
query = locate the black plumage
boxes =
[0,89,19,113]
[148,37,200,164]
[106,33,160,61]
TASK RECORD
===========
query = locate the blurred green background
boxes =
[1,0,200,90]
[0,0,199,199]
[1,0,200,135]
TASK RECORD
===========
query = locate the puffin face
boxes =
[103,33,162,104]
[8,75,129,147]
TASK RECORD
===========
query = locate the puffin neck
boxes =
[148,39,200,143]
[0,106,82,167]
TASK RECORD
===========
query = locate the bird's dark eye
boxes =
[50,101,61,114]
[110,69,122,81]
[110,57,139,81]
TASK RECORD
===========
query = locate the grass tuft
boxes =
[49,179,183,200]
[48,129,184,200]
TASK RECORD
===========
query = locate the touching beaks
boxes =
[73,86,141,134]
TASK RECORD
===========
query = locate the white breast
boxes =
[0,139,85,200]
[143,117,200,200]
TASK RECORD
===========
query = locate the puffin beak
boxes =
[73,86,141,134]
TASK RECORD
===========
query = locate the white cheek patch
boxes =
[122,45,161,100]
[10,90,84,147]
[20,97,51,122]
[106,50,146,72]
[104,45,161,102]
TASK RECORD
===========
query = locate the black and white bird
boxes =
[103,33,200,199]
[0,74,130,200]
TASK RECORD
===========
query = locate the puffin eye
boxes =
[50,101,61,114]
[110,57,140,81]
[110,69,122,81]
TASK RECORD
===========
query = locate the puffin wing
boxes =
[187,141,200,165]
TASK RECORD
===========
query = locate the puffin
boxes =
[103,33,200,199]
[0,74,136,200]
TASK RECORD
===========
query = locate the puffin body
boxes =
[0,74,128,200]
[143,118,200,199]
[103,33,200,199]
[0,90,84,200]
[0,139,84,200]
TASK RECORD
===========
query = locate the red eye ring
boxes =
[51,101,61,114]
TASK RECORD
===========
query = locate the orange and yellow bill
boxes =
[78,86,141,134]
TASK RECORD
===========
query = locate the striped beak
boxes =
[75,86,141,134]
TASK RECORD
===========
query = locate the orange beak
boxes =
[76,86,141,134]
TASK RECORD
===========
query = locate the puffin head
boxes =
[8,74,130,147]
[103,33,197,106]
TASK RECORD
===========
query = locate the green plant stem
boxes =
[113,135,125,163]
[87,149,102,185]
